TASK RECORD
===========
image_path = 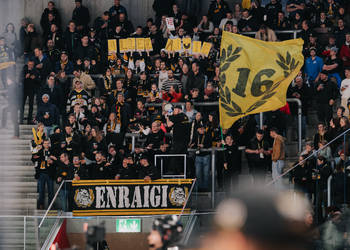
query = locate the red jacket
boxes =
[340,44,350,67]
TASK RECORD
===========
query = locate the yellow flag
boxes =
[108,39,117,55]
[242,0,251,9]
[145,38,153,51]
[136,38,145,51]
[219,32,304,129]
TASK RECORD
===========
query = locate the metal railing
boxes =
[241,29,302,40]
[267,127,350,187]
[154,154,187,178]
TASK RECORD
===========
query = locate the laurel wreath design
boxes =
[219,48,299,116]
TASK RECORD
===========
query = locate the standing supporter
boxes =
[340,32,350,68]
[270,127,285,190]
[314,71,338,125]
[145,121,165,151]
[323,47,342,87]
[166,105,190,173]
[340,67,350,116]
[158,61,168,91]
[219,11,237,30]
[207,0,230,26]
[72,155,89,180]
[187,62,205,98]
[335,18,348,49]
[265,0,282,28]
[63,21,80,59]
[190,124,212,192]
[72,0,90,33]
[313,123,330,150]
[305,47,324,86]
[255,24,277,42]
[161,70,182,93]
[109,0,128,19]
[21,60,39,124]
[90,151,112,179]
[56,152,74,211]
[74,35,97,62]
[34,47,52,84]
[292,155,313,199]
[36,94,60,136]
[31,139,56,209]
[245,129,271,184]
[162,85,183,103]
[222,134,240,191]
[40,1,62,34]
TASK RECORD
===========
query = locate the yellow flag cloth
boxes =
[145,38,153,51]
[242,0,251,9]
[219,32,304,129]
[136,38,145,51]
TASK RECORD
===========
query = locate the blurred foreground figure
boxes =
[148,215,183,250]
[199,189,313,250]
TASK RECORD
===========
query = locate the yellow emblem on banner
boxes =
[192,41,202,54]
[183,37,192,50]
[219,32,304,129]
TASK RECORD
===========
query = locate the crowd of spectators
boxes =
[0,0,348,215]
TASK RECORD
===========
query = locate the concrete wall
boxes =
[0,0,243,36]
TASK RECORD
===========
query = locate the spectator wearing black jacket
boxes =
[21,60,39,124]
[223,135,240,191]
[187,62,205,97]
[56,152,74,211]
[265,0,282,28]
[72,0,90,33]
[116,13,134,35]
[109,0,128,19]
[72,155,90,180]
[116,156,137,180]
[33,47,52,84]
[238,9,258,32]
[145,121,166,150]
[315,71,339,125]
[90,151,112,179]
[46,24,64,50]
[63,21,80,59]
[36,94,60,136]
[38,75,64,116]
[153,0,175,25]
[40,1,62,34]
[74,35,97,62]
[292,155,313,198]
[31,139,56,209]
[207,0,230,26]
[137,155,160,180]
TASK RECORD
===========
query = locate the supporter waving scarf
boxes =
[32,127,44,145]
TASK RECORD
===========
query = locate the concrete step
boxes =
[0,161,34,166]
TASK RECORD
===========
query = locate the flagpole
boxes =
[259,112,263,129]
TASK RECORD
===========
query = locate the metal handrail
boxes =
[241,29,302,39]
[327,175,333,207]
[38,180,71,228]
[267,127,350,186]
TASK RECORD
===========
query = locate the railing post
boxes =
[23,216,26,250]
[298,102,302,152]
[131,135,136,152]
[327,175,333,207]
[211,149,216,209]
[259,112,263,129]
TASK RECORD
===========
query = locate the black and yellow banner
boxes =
[72,179,193,216]
[219,32,304,129]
